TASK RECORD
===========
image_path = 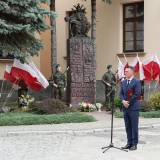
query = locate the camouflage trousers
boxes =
[105,88,115,108]
[54,87,64,100]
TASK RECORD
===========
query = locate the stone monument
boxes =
[65,4,96,105]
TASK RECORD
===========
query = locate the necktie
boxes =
[127,80,130,87]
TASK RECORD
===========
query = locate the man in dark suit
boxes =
[120,66,141,151]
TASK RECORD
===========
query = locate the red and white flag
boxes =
[153,54,160,81]
[137,56,145,80]
[129,54,139,74]
[117,57,125,81]
[28,60,49,89]
[10,59,49,91]
[143,54,160,81]
[4,64,18,84]
[123,54,129,71]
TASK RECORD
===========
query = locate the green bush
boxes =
[0,112,96,126]
[149,92,160,110]
[0,102,18,113]
[101,97,122,111]
[140,111,160,118]
[140,100,153,112]
[30,99,74,114]
[115,111,160,118]
[114,96,122,111]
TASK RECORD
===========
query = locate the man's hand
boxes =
[53,83,58,88]
[122,100,129,108]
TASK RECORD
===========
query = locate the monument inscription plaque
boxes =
[68,38,96,105]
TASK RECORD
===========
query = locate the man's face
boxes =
[108,67,112,72]
[57,66,61,72]
[125,68,134,79]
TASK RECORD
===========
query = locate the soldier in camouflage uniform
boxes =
[102,65,116,108]
[53,64,66,100]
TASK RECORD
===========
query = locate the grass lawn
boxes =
[115,111,160,118]
[0,112,96,126]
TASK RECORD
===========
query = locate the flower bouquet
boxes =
[127,89,141,101]
[79,102,97,112]
[19,94,35,111]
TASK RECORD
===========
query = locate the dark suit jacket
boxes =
[120,77,141,111]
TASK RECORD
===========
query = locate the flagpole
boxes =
[123,53,128,63]
[0,80,4,98]
[154,81,158,91]
[148,83,151,100]
[2,86,15,109]
[2,79,19,109]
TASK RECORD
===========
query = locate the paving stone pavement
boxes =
[0,111,160,160]
[0,128,160,160]
[0,112,160,135]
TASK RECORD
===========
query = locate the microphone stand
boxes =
[102,87,128,153]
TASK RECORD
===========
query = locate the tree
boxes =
[90,0,111,100]
[50,0,57,76]
[0,0,55,62]
[91,0,111,46]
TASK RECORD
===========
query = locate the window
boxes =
[123,2,144,52]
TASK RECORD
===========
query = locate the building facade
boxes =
[39,0,160,81]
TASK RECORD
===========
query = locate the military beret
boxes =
[107,65,112,69]
[55,64,60,68]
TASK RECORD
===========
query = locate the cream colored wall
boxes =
[55,0,91,73]
[144,0,160,55]
[39,4,52,79]
[39,0,160,80]
[40,28,51,79]
[38,1,92,79]
[96,0,121,79]
[96,0,160,79]
[2,0,160,81]
[119,0,160,62]
[0,62,12,80]
[55,0,122,80]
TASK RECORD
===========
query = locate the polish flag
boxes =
[124,62,129,71]
[10,59,49,91]
[129,55,139,74]
[153,55,160,81]
[137,56,145,80]
[117,57,125,81]
[123,54,129,71]
[4,65,19,84]
[143,55,160,81]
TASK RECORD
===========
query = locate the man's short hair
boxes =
[126,66,135,72]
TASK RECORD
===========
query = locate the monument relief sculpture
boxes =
[65,4,96,105]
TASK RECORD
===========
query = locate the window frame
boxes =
[123,1,144,53]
